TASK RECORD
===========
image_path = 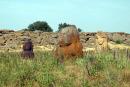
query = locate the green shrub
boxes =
[115,39,123,44]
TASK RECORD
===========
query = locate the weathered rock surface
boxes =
[0,30,130,51]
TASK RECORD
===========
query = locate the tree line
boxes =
[24,21,82,32]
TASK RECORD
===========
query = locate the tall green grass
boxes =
[0,51,130,87]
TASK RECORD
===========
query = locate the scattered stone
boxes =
[0,31,130,52]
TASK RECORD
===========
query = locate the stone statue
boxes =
[21,38,34,59]
[95,32,108,52]
[54,25,83,61]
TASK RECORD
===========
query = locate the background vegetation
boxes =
[25,21,82,32]
[58,23,82,32]
[27,21,53,32]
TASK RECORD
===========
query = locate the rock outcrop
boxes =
[0,30,130,52]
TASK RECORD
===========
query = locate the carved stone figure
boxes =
[54,25,83,61]
[21,38,34,59]
[95,32,108,52]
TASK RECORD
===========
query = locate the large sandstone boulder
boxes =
[54,25,83,60]
[95,32,108,52]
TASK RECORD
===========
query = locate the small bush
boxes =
[115,39,123,44]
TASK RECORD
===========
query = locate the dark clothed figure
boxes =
[21,39,34,59]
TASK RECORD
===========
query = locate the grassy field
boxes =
[0,51,130,87]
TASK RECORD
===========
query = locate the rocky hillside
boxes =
[0,30,130,51]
